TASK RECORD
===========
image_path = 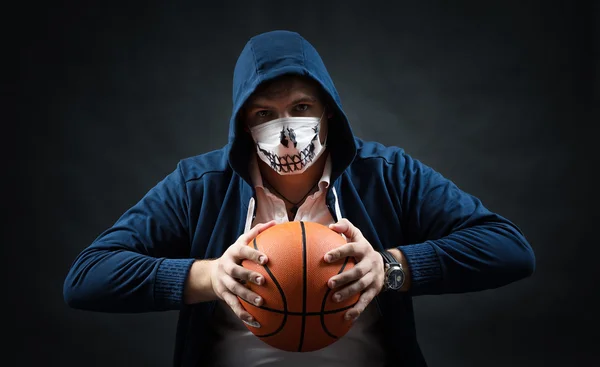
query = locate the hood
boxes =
[227,30,357,185]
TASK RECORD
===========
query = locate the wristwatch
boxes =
[379,250,405,291]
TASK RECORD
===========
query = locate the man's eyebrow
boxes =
[245,102,272,110]
[246,95,318,111]
[289,96,318,105]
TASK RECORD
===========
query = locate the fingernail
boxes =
[258,256,266,264]
[325,254,332,262]
[344,313,352,321]
[254,297,262,306]
[333,293,341,302]
[255,276,263,285]
[329,280,336,288]
[243,318,261,328]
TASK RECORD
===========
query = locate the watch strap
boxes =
[379,250,399,266]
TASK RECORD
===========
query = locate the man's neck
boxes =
[258,153,328,205]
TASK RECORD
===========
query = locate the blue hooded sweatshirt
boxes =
[63,30,535,366]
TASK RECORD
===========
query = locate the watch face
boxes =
[386,268,405,290]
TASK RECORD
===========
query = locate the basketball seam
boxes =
[252,238,288,338]
[239,299,357,316]
[298,221,308,352]
[320,256,351,339]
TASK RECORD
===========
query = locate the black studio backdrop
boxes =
[11,1,599,366]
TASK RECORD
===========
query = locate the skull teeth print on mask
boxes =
[257,127,317,173]
[249,115,327,175]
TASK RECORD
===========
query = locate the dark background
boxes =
[11,1,599,366]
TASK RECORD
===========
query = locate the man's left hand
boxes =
[324,218,384,322]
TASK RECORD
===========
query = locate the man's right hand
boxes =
[184,221,276,327]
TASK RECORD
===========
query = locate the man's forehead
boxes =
[249,75,321,101]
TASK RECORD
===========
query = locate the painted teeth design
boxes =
[257,135,318,173]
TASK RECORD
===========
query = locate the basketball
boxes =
[239,221,359,352]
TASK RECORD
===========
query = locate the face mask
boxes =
[249,114,327,175]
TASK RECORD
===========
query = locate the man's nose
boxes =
[277,111,292,119]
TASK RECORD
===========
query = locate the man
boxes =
[63,30,535,366]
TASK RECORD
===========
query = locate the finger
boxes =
[328,218,364,242]
[331,271,374,302]
[222,275,264,307]
[324,241,365,263]
[328,261,370,289]
[236,245,268,266]
[221,291,260,327]
[238,220,277,245]
[344,287,378,321]
[228,263,265,285]
[232,221,276,263]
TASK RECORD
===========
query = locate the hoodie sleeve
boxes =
[63,162,196,313]
[392,151,536,296]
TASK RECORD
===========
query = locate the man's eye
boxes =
[295,104,309,112]
[256,110,271,117]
